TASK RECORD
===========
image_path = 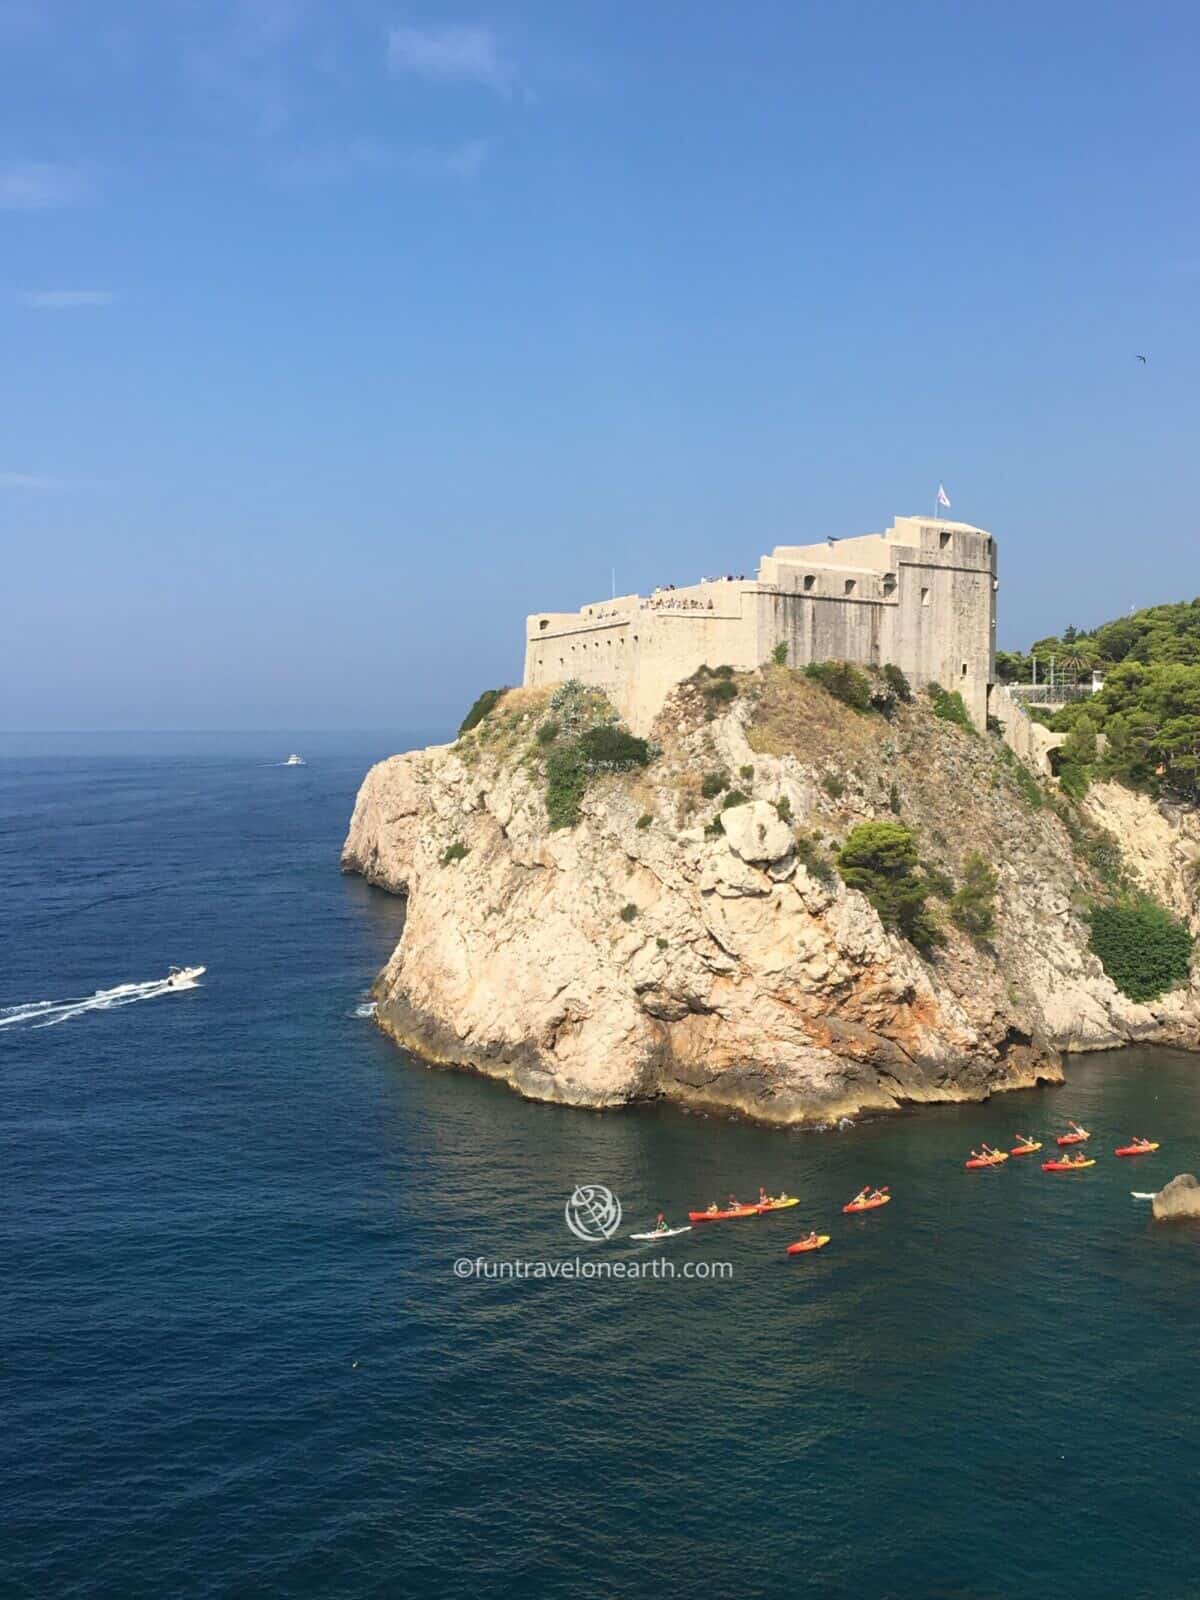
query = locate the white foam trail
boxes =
[354,1001,377,1018]
[0,975,200,1031]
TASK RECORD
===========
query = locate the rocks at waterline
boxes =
[1152,1173,1200,1222]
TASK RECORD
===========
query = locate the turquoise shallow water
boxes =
[3,734,1198,1600]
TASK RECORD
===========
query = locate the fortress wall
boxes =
[524,515,998,734]
[763,590,889,672]
[524,595,759,733]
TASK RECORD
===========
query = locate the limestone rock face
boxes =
[342,674,1200,1124]
[1152,1174,1200,1222]
[720,800,793,864]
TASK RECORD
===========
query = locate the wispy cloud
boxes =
[0,472,65,490]
[278,136,489,185]
[0,162,93,211]
[386,23,512,95]
[18,289,115,309]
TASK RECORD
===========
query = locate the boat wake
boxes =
[0,973,202,1031]
[354,1001,377,1018]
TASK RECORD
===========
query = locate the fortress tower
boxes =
[523,515,998,734]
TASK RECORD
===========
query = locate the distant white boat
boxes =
[166,965,206,987]
[284,753,306,766]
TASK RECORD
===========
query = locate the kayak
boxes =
[1131,1192,1156,1201]
[965,1153,1008,1169]
[688,1205,762,1223]
[843,1194,891,1213]
[687,1198,798,1223]
[786,1235,830,1255]
[1056,1131,1091,1146]
[630,1226,692,1240]
[1042,1159,1096,1172]
[1011,1142,1042,1156]
[1115,1142,1159,1157]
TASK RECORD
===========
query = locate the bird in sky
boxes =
[1136,354,1147,363]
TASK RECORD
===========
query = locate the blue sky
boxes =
[2,1,1198,732]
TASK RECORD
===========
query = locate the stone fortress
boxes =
[524,515,999,735]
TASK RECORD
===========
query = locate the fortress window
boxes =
[538,619,549,630]
[803,575,815,592]
[921,587,930,606]
[844,579,856,595]
[961,662,968,677]
[939,530,951,550]
[883,574,897,596]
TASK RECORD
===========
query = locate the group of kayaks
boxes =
[629,1122,1162,1256]
[964,1123,1160,1174]
[632,1185,889,1257]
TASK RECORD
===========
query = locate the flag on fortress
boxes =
[937,484,951,509]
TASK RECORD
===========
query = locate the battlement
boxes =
[524,515,998,734]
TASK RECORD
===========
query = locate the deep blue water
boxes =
[3,734,1199,1600]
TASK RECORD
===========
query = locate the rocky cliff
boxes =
[342,669,1200,1124]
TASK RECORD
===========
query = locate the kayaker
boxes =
[728,1194,742,1211]
[1068,1120,1088,1136]
[655,1213,668,1233]
[869,1187,886,1201]
[852,1187,870,1205]
[800,1231,819,1247]
[758,1186,769,1205]
[706,1201,719,1215]
[1015,1134,1032,1147]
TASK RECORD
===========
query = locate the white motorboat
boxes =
[284,753,306,766]
[166,965,206,987]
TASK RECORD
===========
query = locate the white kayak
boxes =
[1131,1192,1156,1201]
[630,1226,692,1240]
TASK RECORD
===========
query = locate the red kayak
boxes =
[965,1153,1008,1169]
[1042,1158,1095,1172]
[1115,1141,1159,1157]
[843,1193,891,1213]
[1010,1142,1042,1156]
[689,1204,763,1223]
[688,1197,799,1223]
[1056,1131,1091,1146]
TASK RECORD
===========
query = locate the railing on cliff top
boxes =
[1005,682,1101,706]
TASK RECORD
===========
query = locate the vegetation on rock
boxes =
[836,821,941,953]
[882,663,912,702]
[950,852,999,937]
[458,687,508,737]
[927,682,975,733]
[804,660,873,713]
[539,681,655,830]
[1088,896,1192,1002]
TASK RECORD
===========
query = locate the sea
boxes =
[3,732,1198,1600]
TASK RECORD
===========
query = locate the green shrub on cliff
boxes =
[701,770,728,798]
[836,821,941,953]
[927,682,975,733]
[805,660,872,713]
[458,687,508,737]
[545,743,589,829]
[1088,896,1192,1001]
[440,841,469,866]
[794,832,836,886]
[578,725,650,769]
[882,663,912,702]
[539,693,655,830]
[950,853,999,937]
